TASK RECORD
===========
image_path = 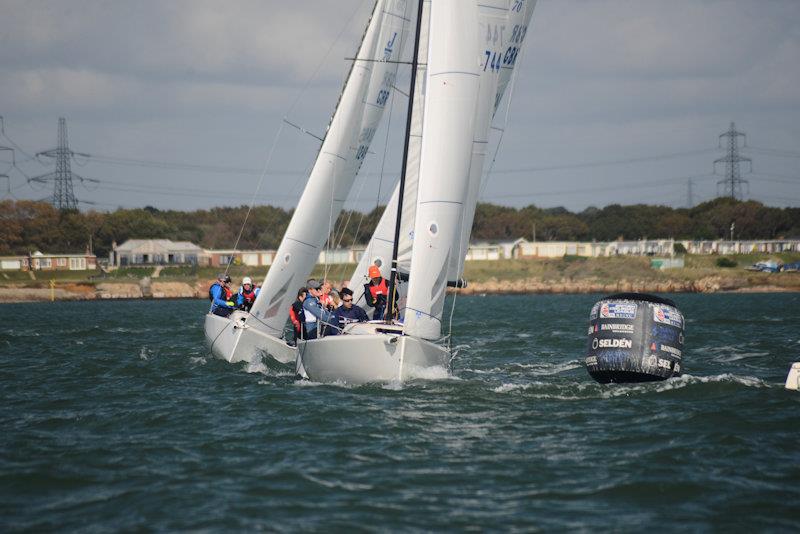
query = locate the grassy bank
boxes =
[3,253,800,297]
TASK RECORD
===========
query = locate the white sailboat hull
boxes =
[297,323,450,385]
[204,311,296,364]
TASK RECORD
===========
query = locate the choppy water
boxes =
[1,294,798,531]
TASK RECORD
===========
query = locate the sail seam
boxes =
[419,200,463,205]
[285,237,319,249]
[429,71,479,77]
[382,9,411,23]
[321,151,348,161]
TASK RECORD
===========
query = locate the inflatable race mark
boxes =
[585,293,685,383]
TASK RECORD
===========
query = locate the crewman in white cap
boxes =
[236,276,257,311]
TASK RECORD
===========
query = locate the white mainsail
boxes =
[402,0,481,340]
[348,0,430,311]
[248,0,412,335]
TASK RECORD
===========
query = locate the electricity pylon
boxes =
[714,122,751,200]
[30,118,91,211]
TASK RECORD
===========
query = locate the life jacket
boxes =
[289,301,304,328]
[319,293,332,307]
[209,283,233,302]
[368,278,388,301]
[239,286,256,304]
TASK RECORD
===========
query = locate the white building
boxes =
[110,239,204,267]
[464,241,502,261]
[0,250,97,271]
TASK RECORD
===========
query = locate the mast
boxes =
[386,0,425,323]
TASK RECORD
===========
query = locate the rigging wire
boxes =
[224,121,286,277]
[284,0,372,120]
[323,159,337,282]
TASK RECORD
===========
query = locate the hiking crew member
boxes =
[363,265,397,320]
[209,274,235,317]
[237,277,257,311]
[288,288,307,345]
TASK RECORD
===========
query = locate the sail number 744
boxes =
[484,46,520,72]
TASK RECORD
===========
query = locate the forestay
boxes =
[248,0,412,335]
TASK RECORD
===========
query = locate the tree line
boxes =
[1,198,798,258]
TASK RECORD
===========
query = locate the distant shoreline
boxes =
[2,277,798,304]
[4,255,799,303]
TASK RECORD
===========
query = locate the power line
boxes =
[67,146,722,178]
[481,173,717,201]
[0,116,42,163]
[748,175,800,186]
[489,147,719,174]
[745,146,800,159]
[86,153,279,176]
[750,171,800,181]
[751,194,800,204]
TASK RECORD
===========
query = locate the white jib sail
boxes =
[403,0,480,340]
[447,0,538,281]
[249,0,412,334]
[348,0,431,312]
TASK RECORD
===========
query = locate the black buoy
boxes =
[585,293,684,383]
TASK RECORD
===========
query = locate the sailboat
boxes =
[204,0,413,364]
[297,0,538,384]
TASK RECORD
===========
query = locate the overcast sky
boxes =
[1,0,798,213]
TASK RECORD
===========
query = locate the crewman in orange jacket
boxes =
[363,265,397,320]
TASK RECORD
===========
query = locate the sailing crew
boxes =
[303,279,335,340]
[288,288,307,346]
[363,265,396,320]
[332,287,368,333]
[237,276,257,311]
[209,274,235,317]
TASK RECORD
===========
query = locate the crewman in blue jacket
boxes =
[209,274,235,317]
[302,279,335,339]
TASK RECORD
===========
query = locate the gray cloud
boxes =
[1,0,798,212]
